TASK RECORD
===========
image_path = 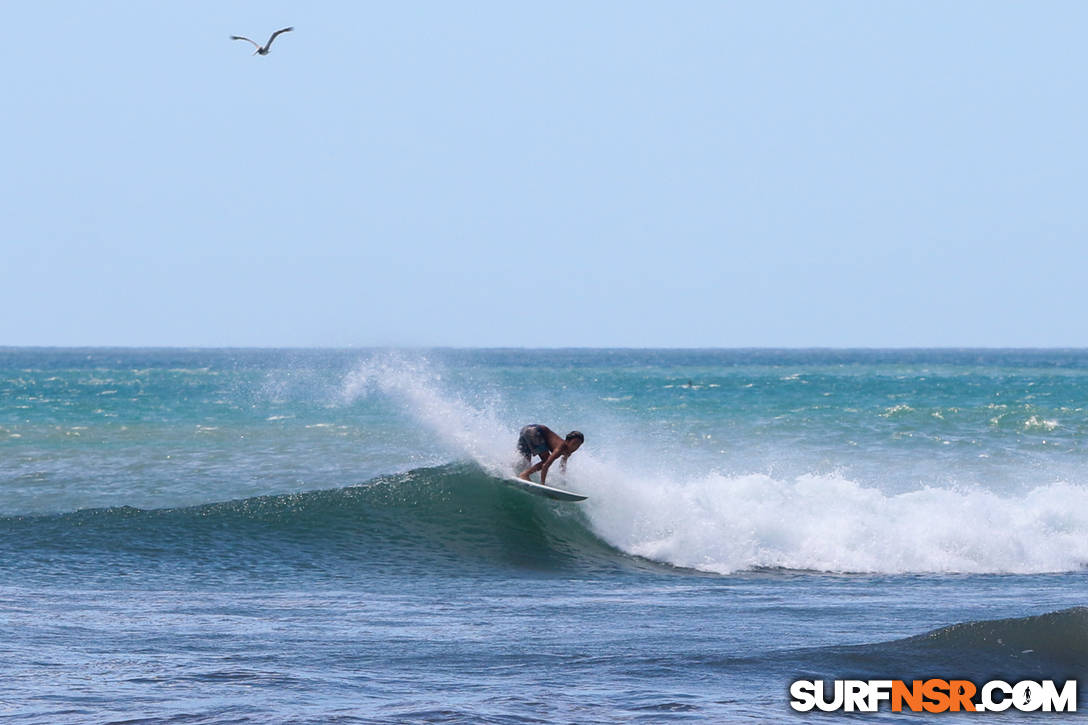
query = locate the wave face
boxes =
[0,463,653,583]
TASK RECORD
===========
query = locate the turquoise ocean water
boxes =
[1,348,1085,722]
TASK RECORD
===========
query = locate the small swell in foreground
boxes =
[786,607,1088,685]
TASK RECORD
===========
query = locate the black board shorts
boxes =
[517,425,550,458]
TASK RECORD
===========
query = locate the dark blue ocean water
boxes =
[1,349,1085,722]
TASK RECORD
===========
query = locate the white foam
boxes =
[1024,415,1060,432]
[573,460,1088,575]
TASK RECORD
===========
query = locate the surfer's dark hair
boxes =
[566,431,584,443]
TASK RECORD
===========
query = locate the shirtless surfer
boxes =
[516,424,584,485]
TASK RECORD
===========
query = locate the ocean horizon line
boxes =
[3,344,1088,352]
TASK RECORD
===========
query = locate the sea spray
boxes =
[339,354,519,473]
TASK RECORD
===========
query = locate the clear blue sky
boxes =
[3,2,1086,347]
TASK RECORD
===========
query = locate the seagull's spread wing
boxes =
[266,27,294,47]
[231,35,260,49]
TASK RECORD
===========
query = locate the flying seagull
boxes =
[231,26,293,55]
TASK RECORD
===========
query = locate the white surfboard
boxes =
[501,476,588,502]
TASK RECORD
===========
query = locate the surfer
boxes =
[516,424,584,484]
